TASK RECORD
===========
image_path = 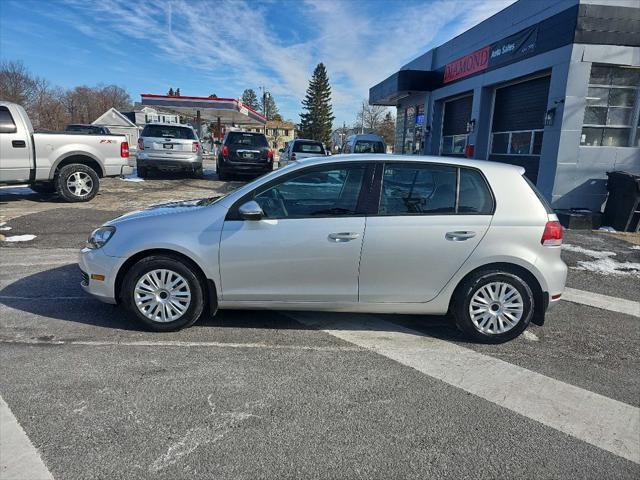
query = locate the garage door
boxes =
[489,75,551,183]
[441,95,473,157]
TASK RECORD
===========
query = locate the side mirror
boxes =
[238,200,264,221]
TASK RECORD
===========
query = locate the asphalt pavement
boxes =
[1,175,639,479]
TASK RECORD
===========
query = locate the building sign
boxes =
[443,26,539,84]
[488,26,538,68]
[444,46,491,83]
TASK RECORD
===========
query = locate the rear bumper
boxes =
[137,156,202,171]
[219,158,273,174]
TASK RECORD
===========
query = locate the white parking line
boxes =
[289,311,640,464]
[0,395,53,480]
[562,287,640,318]
[0,338,361,352]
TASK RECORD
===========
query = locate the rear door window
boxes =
[142,125,196,140]
[380,163,457,215]
[354,140,384,153]
[293,141,325,154]
[226,132,268,148]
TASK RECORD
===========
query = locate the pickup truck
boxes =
[0,101,133,202]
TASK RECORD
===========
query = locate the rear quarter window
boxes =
[458,168,494,214]
[523,175,554,214]
[142,125,196,140]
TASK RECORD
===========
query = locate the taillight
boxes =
[192,141,200,153]
[267,148,274,161]
[137,138,144,151]
[222,145,229,157]
[120,142,129,158]
[541,221,563,246]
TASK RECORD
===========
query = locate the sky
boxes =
[0,0,515,126]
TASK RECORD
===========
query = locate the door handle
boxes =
[12,140,26,148]
[445,231,476,241]
[328,232,360,242]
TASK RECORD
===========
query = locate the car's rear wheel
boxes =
[55,164,99,202]
[193,166,204,179]
[121,255,205,332]
[216,162,228,181]
[452,269,534,343]
[137,166,149,178]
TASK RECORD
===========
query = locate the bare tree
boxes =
[356,100,389,132]
[0,60,38,107]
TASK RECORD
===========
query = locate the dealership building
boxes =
[369,0,639,210]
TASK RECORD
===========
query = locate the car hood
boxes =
[108,197,223,225]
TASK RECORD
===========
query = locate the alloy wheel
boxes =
[66,171,93,197]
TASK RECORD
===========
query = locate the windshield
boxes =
[293,141,325,154]
[354,140,385,153]
[142,125,196,140]
[226,132,269,148]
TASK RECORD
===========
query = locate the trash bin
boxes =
[602,171,640,232]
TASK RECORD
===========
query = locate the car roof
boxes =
[294,154,526,174]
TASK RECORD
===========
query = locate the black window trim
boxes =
[369,161,496,217]
[225,160,377,221]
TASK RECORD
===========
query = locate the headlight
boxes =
[87,226,116,249]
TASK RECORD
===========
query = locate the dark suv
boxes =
[217,131,273,180]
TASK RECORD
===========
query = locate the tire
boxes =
[121,255,206,332]
[192,166,204,179]
[452,269,534,344]
[217,162,228,181]
[30,182,56,194]
[55,164,99,202]
[137,166,148,178]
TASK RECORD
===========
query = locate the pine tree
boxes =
[260,93,279,121]
[241,89,259,110]
[168,87,174,96]
[299,63,334,144]
[175,88,181,96]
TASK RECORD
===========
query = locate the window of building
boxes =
[490,129,544,155]
[442,135,468,155]
[581,65,640,147]
[284,129,289,136]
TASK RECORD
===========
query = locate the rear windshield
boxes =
[293,141,325,154]
[66,125,99,133]
[142,124,196,140]
[523,175,554,214]
[354,140,384,153]
[226,132,268,148]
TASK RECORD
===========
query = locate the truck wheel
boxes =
[193,166,204,179]
[137,166,148,178]
[30,182,56,194]
[55,164,99,202]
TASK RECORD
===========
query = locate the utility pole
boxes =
[260,86,270,135]
[361,102,365,134]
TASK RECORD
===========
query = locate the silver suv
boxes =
[79,155,567,343]
[137,123,202,178]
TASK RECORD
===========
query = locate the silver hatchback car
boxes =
[136,123,203,178]
[79,155,567,343]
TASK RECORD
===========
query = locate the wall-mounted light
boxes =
[545,107,556,126]
[466,119,476,133]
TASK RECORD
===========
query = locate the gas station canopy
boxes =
[140,94,267,126]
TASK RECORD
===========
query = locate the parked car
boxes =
[216,131,273,180]
[65,124,111,135]
[341,134,386,154]
[136,123,202,178]
[79,154,567,343]
[279,139,327,167]
[0,101,132,202]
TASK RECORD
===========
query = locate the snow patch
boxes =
[522,330,539,342]
[0,187,35,195]
[3,234,37,242]
[630,245,640,251]
[0,226,12,231]
[563,243,640,277]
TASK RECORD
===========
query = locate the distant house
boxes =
[122,106,180,126]
[265,120,295,152]
[92,108,141,152]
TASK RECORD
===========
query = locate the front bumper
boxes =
[79,247,122,304]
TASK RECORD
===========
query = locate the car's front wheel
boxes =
[452,269,534,343]
[121,255,205,331]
